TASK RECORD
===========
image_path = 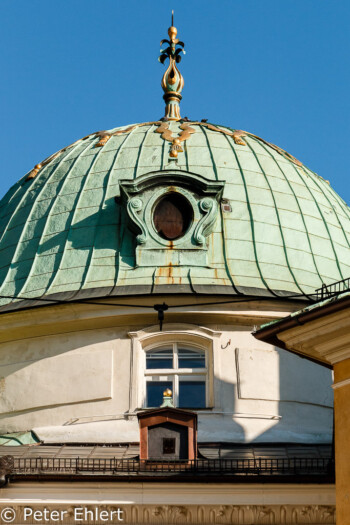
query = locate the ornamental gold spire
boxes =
[159,11,185,121]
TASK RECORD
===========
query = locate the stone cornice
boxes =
[276,308,350,365]
[0,482,335,504]
[255,296,350,367]
[0,297,297,344]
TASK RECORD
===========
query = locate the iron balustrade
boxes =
[12,457,333,476]
[315,277,350,301]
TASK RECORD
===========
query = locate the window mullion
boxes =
[174,342,178,369]
[174,374,179,407]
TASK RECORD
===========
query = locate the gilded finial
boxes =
[160,388,174,408]
[163,388,172,398]
[159,12,185,121]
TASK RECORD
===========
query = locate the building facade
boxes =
[0,19,348,525]
[255,287,350,525]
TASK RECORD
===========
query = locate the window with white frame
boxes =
[144,343,207,408]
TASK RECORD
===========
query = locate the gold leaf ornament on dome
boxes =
[26,120,304,181]
[92,121,303,167]
[26,164,42,180]
[26,120,303,181]
[95,134,111,147]
[155,121,196,158]
[25,14,302,181]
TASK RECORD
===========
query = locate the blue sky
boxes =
[1,1,349,203]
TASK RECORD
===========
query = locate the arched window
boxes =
[128,325,219,411]
[144,343,207,408]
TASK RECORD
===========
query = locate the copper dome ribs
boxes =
[25,121,303,183]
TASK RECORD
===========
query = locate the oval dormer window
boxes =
[153,193,193,240]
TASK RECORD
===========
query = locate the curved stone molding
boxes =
[6,504,335,524]
[120,170,225,201]
[119,170,225,268]
[127,197,147,245]
[194,197,218,245]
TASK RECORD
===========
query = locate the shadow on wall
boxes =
[0,320,333,444]
[197,377,245,443]
[277,347,333,443]
[0,329,123,422]
[238,345,334,444]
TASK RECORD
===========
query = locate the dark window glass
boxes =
[178,348,205,368]
[153,193,193,240]
[163,438,176,454]
[178,380,206,408]
[146,381,172,407]
[146,348,173,369]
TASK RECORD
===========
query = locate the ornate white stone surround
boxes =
[0,483,335,524]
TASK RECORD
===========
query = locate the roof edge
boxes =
[254,292,350,369]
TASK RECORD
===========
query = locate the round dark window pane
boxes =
[154,193,193,240]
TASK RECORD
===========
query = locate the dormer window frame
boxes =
[119,171,225,268]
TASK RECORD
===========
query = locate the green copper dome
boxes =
[0,119,350,311]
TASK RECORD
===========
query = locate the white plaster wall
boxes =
[198,324,332,443]
[0,327,132,433]
[0,350,113,413]
[0,308,333,444]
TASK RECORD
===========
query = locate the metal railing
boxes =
[315,277,350,301]
[12,457,333,477]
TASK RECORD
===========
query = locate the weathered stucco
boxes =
[0,298,333,444]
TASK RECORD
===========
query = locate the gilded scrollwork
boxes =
[26,118,303,182]
[95,133,111,147]
[155,121,196,157]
